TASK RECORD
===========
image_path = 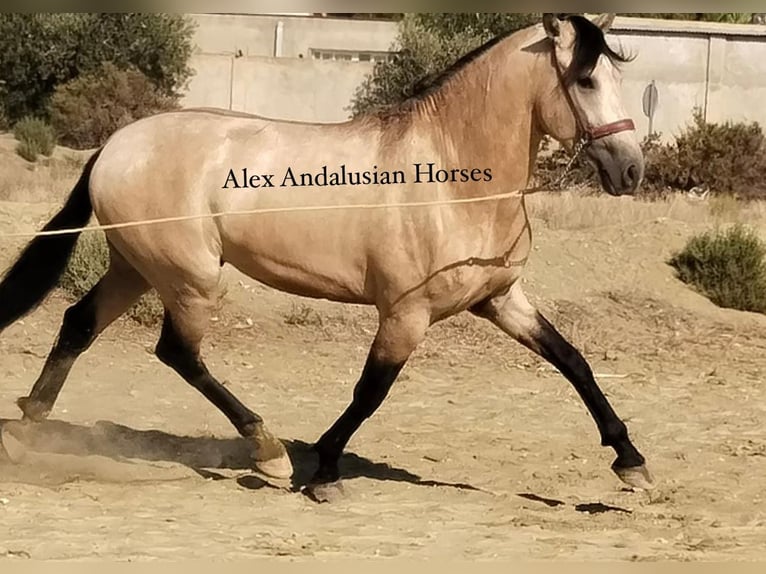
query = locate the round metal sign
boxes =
[642,81,658,118]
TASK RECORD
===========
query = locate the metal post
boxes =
[275,21,284,57]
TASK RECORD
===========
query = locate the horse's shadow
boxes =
[0,418,484,494]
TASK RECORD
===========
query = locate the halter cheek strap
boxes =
[551,48,636,147]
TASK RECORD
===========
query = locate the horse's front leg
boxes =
[471,281,654,490]
[307,307,429,502]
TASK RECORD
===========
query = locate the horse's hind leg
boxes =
[17,247,149,421]
[471,281,654,490]
[154,283,292,480]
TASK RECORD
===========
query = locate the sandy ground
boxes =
[1,174,766,560]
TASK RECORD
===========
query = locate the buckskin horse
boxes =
[0,13,654,500]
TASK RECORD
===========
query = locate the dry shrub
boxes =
[668,224,766,314]
[13,116,56,162]
[535,110,766,201]
[50,62,179,150]
[642,109,766,199]
[0,97,8,130]
[534,136,596,190]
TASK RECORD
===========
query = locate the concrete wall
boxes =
[608,17,766,140]
[182,14,397,122]
[190,13,398,58]
[184,54,375,121]
[181,14,766,137]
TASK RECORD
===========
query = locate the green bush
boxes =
[0,13,195,123]
[13,116,56,162]
[61,232,165,327]
[642,109,766,199]
[668,225,766,313]
[15,141,39,163]
[621,13,754,23]
[349,13,538,116]
[50,62,179,149]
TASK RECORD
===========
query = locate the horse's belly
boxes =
[221,237,372,304]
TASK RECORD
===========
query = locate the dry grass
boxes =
[61,231,166,327]
[0,132,90,203]
[283,302,326,327]
[280,300,375,343]
[13,117,56,162]
[526,190,766,232]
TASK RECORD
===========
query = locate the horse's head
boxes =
[536,13,643,196]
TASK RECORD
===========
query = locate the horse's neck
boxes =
[419,34,544,197]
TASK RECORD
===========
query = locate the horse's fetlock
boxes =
[154,330,188,369]
[17,396,51,422]
[240,420,264,438]
[154,339,176,367]
[59,303,97,353]
[602,420,629,448]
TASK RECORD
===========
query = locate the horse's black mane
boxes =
[389,14,630,113]
[406,29,514,102]
[562,15,632,85]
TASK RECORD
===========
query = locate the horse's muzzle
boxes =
[587,138,644,196]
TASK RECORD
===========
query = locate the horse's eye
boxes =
[577,77,595,90]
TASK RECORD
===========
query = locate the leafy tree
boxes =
[349,13,539,116]
[323,13,404,20]
[621,13,754,23]
[0,13,195,123]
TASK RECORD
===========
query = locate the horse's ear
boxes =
[591,13,616,32]
[542,13,561,39]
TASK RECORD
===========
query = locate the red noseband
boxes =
[586,119,636,141]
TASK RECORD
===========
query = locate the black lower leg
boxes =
[533,312,645,469]
[154,312,263,438]
[312,353,405,483]
[18,288,100,420]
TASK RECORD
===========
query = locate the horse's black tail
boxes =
[0,149,101,333]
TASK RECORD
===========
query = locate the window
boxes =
[310,49,393,63]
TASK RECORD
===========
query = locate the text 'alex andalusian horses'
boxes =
[0,13,654,500]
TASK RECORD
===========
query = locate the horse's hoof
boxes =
[304,479,345,503]
[254,452,293,480]
[250,424,293,479]
[613,463,655,491]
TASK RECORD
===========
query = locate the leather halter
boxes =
[551,45,636,148]
[586,118,635,140]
